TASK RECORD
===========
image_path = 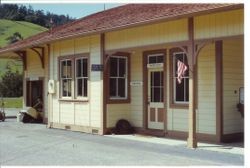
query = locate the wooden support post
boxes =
[187,17,197,148]
[101,33,106,135]
[187,63,197,148]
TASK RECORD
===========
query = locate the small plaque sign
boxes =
[91,64,103,71]
[147,63,163,69]
[29,77,39,81]
[130,81,143,86]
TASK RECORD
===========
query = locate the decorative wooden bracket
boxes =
[14,51,27,71]
[31,47,45,69]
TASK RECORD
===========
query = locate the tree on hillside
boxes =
[0,4,75,28]
[0,67,23,97]
[5,32,23,44]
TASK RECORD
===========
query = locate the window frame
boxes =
[58,53,89,102]
[169,48,189,109]
[107,52,130,104]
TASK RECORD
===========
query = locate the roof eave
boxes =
[0,3,244,55]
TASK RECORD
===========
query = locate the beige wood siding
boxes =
[49,35,102,132]
[130,49,143,127]
[197,44,216,134]
[167,108,188,132]
[167,44,216,134]
[105,19,188,51]
[223,38,244,134]
[107,104,130,128]
[89,35,103,128]
[26,49,45,78]
[194,9,243,40]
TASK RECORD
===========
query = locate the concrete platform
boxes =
[105,134,244,155]
[0,118,244,165]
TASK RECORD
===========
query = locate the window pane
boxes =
[67,60,72,78]
[160,71,164,86]
[119,58,126,77]
[175,81,184,101]
[77,79,83,96]
[83,59,88,77]
[150,72,153,102]
[153,72,161,86]
[175,53,184,61]
[62,79,71,97]
[110,78,117,97]
[157,56,164,63]
[149,56,157,64]
[84,78,88,97]
[61,61,67,78]
[153,88,161,102]
[161,87,164,102]
[151,87,153,102]
[110,58,117,77]
[76,59,82,77]
[118,78,125,97]
[185,78,189,101]
[67,79,71,97]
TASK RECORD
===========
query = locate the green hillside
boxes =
[0,19,47,47]
[0,19,47,77]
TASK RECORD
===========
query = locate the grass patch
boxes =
[1,97,23,108]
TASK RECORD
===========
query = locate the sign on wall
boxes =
[91,64,103,71]
[130,81,143,86]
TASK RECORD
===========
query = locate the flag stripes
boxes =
[177,60,188,84]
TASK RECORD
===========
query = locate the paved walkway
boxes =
[3,108,20,118]
[106,134,244,155]
[3,108,244,155]
[0,118,244,166]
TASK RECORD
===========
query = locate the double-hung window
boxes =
[59,54,88,100]
[109,56,128,99]
[172,52,189,104]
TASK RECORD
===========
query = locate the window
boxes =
[109,56,128,99]
[59,54,88,100]
[173,52,189,104]
[75,58,88,97]
[150,71,164,102]
[148,54,164,64]
[60,59,72,97]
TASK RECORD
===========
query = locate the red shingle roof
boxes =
[0,3,243,54]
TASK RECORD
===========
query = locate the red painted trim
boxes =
[215,40,223,142]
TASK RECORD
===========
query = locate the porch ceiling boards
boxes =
[0,3,243,54]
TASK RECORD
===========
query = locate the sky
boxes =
[23,3,123,19]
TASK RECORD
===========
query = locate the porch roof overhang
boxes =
[0,3,243,55]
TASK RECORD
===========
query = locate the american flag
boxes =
[177,60,188,84]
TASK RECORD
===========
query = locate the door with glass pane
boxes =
[147,68,164,130]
